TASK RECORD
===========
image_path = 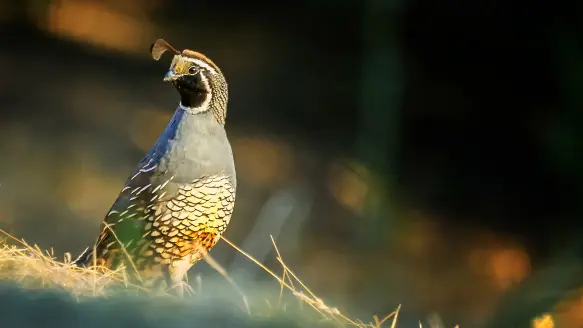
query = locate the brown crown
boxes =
[181,49,221,73]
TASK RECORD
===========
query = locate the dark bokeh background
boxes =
[1,0,583,327]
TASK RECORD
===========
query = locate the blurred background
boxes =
[0,0,582,327]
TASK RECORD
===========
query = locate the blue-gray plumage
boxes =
[74,39,236,296]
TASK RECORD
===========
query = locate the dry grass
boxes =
[0,227,430,328]
[0,229,140,298]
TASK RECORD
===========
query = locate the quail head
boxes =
[74,39,236,296]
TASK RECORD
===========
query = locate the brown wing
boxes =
[73,155,168,269]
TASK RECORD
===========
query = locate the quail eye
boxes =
[188,66,198,75]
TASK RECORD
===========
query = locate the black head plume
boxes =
[150,39,180,61]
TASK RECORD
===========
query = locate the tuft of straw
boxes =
[220,235,401,328]
[0,228,406,327]
[0,229,136,298]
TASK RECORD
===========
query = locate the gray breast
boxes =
[159,109,236,186]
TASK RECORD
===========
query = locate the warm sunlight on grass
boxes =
[0,229,134,297]
[0,228,404,328]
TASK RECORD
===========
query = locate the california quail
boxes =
[74,39,236,296]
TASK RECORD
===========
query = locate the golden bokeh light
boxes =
[489,248,530,289]
[532,314,555,328]
[552,291,583,327]
[328,159,370,214]
[468,241,530,290]
[45,0,156,55]
[231,137,293,188]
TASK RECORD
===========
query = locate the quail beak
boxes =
[163,69,179,82]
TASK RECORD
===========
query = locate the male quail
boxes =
[74,39,236,296]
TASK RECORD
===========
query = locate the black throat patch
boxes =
[174,75,208,108]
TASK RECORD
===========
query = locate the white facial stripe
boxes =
[179,56,218,75]
[179,73,212,114]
